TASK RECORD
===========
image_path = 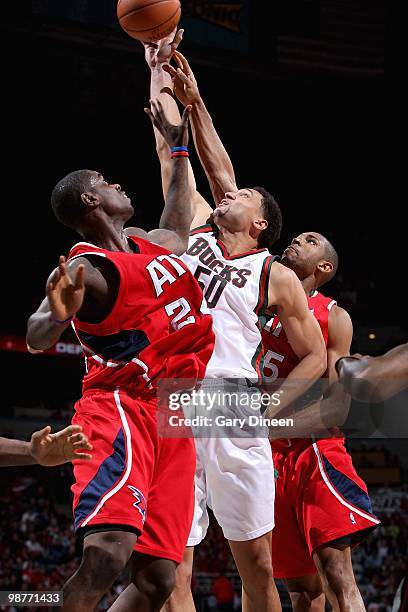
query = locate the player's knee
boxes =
[139,567,176,604]
[289,591,311,610]
[319,554,356,596]
[79,546,128,591]
[174,560,193,592]
[289,589,325,612]
[242,552,274,586]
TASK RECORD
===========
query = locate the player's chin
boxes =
[281,252,295,266]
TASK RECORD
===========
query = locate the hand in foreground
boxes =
[30,424,93,466]
[163,50,200,106]
[145,97,192,149]
[143,28,184,68]
[46,256,85,322]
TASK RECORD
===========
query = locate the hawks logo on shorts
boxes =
[128,486,147,524]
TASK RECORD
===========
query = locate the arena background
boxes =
[2,2,404,611]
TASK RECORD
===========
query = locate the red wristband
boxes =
[171,151,189,158]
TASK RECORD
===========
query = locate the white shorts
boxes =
[187,435,275,545]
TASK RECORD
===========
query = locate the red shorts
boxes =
[272,438,380,579]
[71,388,195,564]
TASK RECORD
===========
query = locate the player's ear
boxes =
[253,218,268,232]
[81,191,100,209]
[317,260,333,274]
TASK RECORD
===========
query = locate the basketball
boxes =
[117,0,181,43]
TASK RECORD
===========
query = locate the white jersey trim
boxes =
[80,389,132,528]
[69,251,107,261]
[312,443,380,525]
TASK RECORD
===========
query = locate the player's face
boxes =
[281,232,326,276]
[212,188,265,232]
[89,172,134,218]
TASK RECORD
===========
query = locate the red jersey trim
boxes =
[254,255,275,317]
[190,224,213,235]
[252,255,276,381]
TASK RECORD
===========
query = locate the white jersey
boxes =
[181,225,276,379]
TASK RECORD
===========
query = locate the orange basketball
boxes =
[117,0,181,43]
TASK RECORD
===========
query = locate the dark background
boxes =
[1,7,407,610]
[1,2,393,354]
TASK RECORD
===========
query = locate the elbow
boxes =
[26,318,35,347]
[172,234,189,256]
[26,317,46,353]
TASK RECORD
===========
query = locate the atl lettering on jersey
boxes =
[68,235,214,394]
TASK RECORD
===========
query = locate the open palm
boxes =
[46,256,85,321]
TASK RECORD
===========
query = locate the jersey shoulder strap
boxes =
[255,254,279,317]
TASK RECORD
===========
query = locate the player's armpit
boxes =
[65,256,109,302]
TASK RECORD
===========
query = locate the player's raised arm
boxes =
[165,50,238,207]
[264,264,327,419]
[143,31,213,230]
[144,98,192,253]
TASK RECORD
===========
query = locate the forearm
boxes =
[190,98,236,204]
[269,390,350,439]
[160,156,192,243]
[26,311,70,351]
[369,344,408,379]
[0,437,35,466]
[265,352,326,419]
[339,347,408,402]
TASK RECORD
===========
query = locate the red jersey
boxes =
[262,290,337,450]
[262,290,336,380]
[68,236,214,394]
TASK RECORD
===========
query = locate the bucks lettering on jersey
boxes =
[181,226,277,379]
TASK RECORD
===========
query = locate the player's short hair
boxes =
[252,186,282,249]
[320,237,339,284]
[51,169,93,228]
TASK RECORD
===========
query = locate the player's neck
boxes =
[80,219,132,252]
[301,276,318,296]
[217,228,260,257]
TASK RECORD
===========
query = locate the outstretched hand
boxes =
[46,256,85,322]
[163,50,200,106]
[29,424,93,466]
[143,28,184,68]
[145,98,192,149]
